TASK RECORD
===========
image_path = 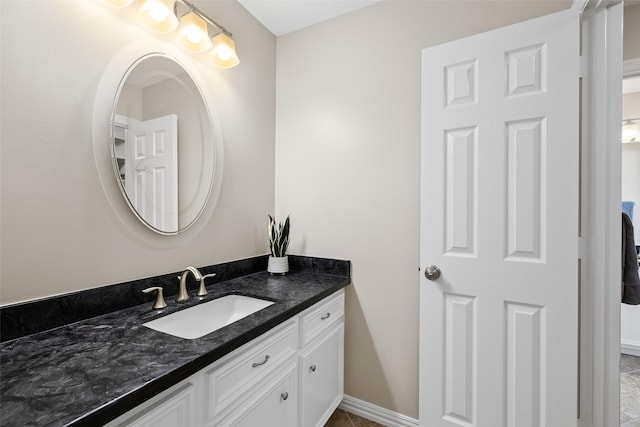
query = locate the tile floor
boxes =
[325,356,640,427]
[325,409,384,427]
[621,353,640,426]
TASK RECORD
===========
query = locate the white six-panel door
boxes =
[124,114,178,233]
[420,10,579,427]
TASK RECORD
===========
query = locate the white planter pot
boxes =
[268,256,289,275]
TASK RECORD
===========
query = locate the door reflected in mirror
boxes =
[111,53,215,234]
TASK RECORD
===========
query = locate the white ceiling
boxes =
[237,0,640,37]
[237,0,384,36]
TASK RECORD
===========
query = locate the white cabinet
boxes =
[107,289,344,427]
[298,291,345,427]
[109,382,197,427]
[217,362,298,427]
[299,325,344,427]
[205,320,298,424]
[299,291,344,347]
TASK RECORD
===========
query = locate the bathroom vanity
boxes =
[107,290,344,427]
[0,256,350,427]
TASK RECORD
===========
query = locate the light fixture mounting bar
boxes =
[176,0,232,37]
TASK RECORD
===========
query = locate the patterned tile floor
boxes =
[325,357,640,427]
[621,354,640,426]
[325,409,384,427]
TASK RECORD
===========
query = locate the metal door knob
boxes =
[424,265,441,281]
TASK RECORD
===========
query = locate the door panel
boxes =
[123,114,178,232]
[444,126,477,256]
[420,10,579,427]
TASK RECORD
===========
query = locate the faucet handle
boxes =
[197,273,217,297]
[142,287,168,310]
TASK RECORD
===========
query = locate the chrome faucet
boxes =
[176,266,202,303]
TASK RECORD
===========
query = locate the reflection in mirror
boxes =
[623,76,640,143]
[111,54,214,234]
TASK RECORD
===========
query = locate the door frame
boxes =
[574,1,623,426]
[621,62,640,356]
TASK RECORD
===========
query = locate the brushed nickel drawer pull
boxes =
[320,313,331,320]
[252,355,270,368]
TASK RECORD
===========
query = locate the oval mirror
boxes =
[111,53,216,234]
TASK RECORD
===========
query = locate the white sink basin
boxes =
[143,295,274,339]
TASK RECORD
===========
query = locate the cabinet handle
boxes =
[309,364,317,373]
[252,355,270,368]
[281,392,289,401]
[320,313,331,320]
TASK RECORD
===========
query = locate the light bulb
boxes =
[215,46,232,61]
[186,27,203,44]
[176,12,212,53]
[137,0,179,33]
[210,32,240,68]
[149,7,168,23]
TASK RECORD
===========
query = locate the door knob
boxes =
[424,265,441,281]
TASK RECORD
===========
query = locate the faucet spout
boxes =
[176,266,202,303]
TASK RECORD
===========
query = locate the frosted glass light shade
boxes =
[176,12,212,53]
[622,120,639,143]
[137,0,179,33]
[210,33,240,68]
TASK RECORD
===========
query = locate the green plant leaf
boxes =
[267,214,290,257]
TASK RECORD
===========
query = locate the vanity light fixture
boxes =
[210,32,240,68]
[176,11,212,53]
[137,0,180,33]
[622,118,640,143]
[105,0,240,68]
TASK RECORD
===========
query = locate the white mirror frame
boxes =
[93,40,224,247]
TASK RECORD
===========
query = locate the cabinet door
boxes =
[220,363,298,427]
[299,325,344,427]
[205,321,298,423]
[120,383,194,427]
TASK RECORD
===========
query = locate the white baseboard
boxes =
[621,339,640,357]
[339,395,419,427]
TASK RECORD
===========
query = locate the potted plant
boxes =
[267,214,290,274]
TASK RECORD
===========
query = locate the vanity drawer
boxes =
[206,320,298,421]
[113,383,195,427]
[299,290,344,347]
[216,361,298,427]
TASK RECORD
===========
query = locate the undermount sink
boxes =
[143,295,274,339]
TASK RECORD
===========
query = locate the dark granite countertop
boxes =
[0,269,350,427]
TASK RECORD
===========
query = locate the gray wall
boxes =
[0,0,276,304]
[624,4,640,60]
[274,0,570,418]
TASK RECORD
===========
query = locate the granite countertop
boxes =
[0,270,350,427]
